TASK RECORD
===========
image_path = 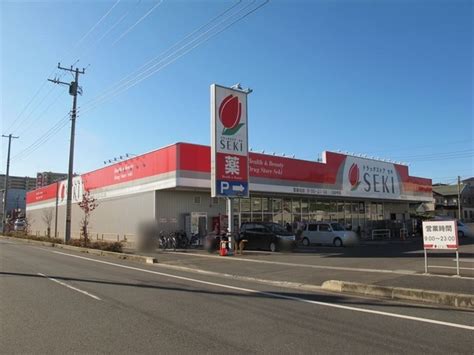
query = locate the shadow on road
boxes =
[0,271,465,314]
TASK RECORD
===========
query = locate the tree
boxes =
[78,190,98,245]
[41,208,54,238]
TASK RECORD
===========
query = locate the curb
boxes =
[0,236,157,265]
[321,280,474,310]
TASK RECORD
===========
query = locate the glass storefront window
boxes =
[337,202,344,221]
[292,199,301,214]
[252,197,262,213]
[329,202,337,221]
[273,214,283,224]
[301,199,309,214]
[241,213,251,223]
[272,198,282,213]
[262,198,270,212]
[316,201,329,221]
[377,203,384,220]
[309,200,318,213]
[241,199,250,212]
[263,214,273,222]
[283,199,291,213]
[344,202,352,226]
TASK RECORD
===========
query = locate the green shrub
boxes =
[67,239,122,253]
[5,232,63,244]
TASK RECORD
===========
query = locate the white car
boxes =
[301,222,359,247]
[457,221,474,238]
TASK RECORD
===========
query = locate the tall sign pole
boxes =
[48,63,85,242]
[457,175,462,221]
[2,134,19,233]
[211,83,251,239]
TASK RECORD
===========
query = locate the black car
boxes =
[239,222,297,252]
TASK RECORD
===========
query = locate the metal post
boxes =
[456,250,460,276]
[2,134,19,233]
[457,176,462,221]
[54,181,59,238]
[227,198,233,251]
[48,64,85,243]
[64,70,79,243]
[424,248,428,274]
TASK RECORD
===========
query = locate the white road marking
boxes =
[165,251,474,279]
[454,258,474,263]
[48,250,474,331]
[167,251,417,274]
[431,265,474,271]
[37,272,101,301]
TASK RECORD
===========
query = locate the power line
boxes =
[5,1,121,136]
[78,0,143,61]
[10,1,243,162]
[11,114,70,161]
[80,0,267,115]
[82,0,245,111]
[68,0,122,55]
[111,0,164,46]
[10,0,269,162]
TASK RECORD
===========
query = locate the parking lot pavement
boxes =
[150,239,474,296]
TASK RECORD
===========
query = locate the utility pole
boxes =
[54,180,59,239]
[2,134,19,233]
[48,63,85,243]
[458,175,462,221]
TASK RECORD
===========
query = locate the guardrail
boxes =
[371,229,391,240]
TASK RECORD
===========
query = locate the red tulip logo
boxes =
[219,94,244,135]
[349,163,360,190]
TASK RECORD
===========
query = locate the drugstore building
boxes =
[26,142,432,243]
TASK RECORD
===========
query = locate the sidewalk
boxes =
[143,241,474,297]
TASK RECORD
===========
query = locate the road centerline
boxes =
[47,249,474,331]
[37,272,101,301]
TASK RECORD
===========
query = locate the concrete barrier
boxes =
[321,280,474,310]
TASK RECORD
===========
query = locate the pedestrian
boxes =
[286,222,292,232]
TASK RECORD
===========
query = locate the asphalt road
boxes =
[1,240,473,354]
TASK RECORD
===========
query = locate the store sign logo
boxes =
[343,157,401,198]
[348,163,360,190]
[219,94,244,136]
[58,176,84,204]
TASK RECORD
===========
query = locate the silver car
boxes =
[457,221,474,238]
[301,222,359,247]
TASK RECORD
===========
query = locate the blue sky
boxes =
[1,0,472,184]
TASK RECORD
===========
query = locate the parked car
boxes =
[301,222,359,247]
[457,221,474,238]
[239,222,296,252]
[13,219,26,232]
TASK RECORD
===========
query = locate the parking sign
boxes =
[211,84,249,198]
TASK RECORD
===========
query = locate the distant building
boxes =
[36,172,67,188]
[432,177,474,222]
[0,174,36,191]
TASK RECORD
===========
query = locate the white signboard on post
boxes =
[422,220,459,275]
[211,84,249,198]
[422,220,458,249]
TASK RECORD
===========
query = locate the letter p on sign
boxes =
[220,181,229,193]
